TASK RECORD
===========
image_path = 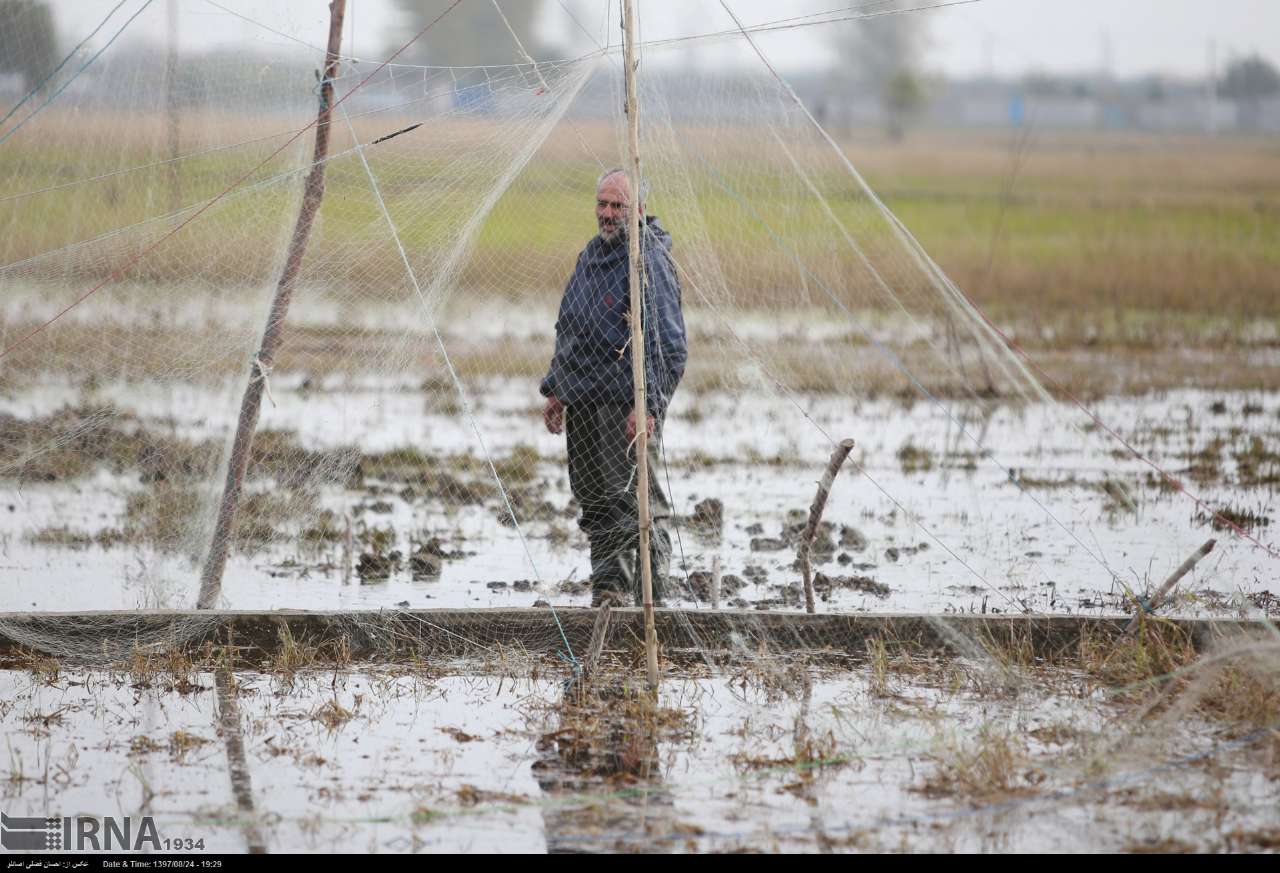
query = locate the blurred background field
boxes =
[4,119,1278,404]
[4,117,1278,322]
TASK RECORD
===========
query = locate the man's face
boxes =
[595,173,635,244]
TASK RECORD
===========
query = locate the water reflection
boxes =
[532,681,678,854]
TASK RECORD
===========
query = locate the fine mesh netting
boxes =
[0,2,1276,671]
[0,1,1278,853]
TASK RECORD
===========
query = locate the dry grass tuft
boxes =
[312,697,356,731]
[1191,642,1280,755]
[538,677,694,784]
[920,725,1043,802]
[1077,621,1198,689]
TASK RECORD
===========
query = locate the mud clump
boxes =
[1,405,214,483]
[355,447,497,504]
[777,511,838,555]
[496,489,560,526]
[884,542,929,563]
[1196,504,1270,531]
[689,497,724,534]
[785,521,837,555]
[408,535,468,579]
[490,443,544,486]
[839,525,868,551]
[684,570,745,601]
[896,441,935,474]
[558,579,589,596]
[25,525,126,550]
[121,482,290,552]
[357,550,401,582]
[250,429,356,490]
[408,548,442,579]
[301,509,346,544]
[813,572,890,599]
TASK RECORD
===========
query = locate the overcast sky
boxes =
[57,0,1280,79]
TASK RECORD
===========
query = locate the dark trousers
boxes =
[565,403,671,604]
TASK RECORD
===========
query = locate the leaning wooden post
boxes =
[197,0,347,609]
[621,0,659,691]
[800,438,855,614]
[1124,538,1216,636]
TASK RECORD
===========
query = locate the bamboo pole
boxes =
[800,438,856,614]
[621,0,659,691]
[1124,538,1216,636]
[197,0,347,609]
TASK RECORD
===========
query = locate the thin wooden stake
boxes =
[711,554,721,610]
[621,0,658,692]
[341,510,354,586]
[581,602,613,682]
[800,438,856,614]
[197,0,347,609]
[1124,538,1216,636]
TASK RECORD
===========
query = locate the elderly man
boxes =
[540,169,688,607]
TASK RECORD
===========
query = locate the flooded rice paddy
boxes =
[2,302,1278,853]
[1,375,1276,618]
[2,654,1277,853]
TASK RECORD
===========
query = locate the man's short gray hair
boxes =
[596,167,648,204]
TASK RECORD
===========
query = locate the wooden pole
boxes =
[165,0,181,213]
[197,0,347,609]
[800,438,855,614]
[621,0,659,691]
[1124,538,1216,636]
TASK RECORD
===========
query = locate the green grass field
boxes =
[2,114,1278,347]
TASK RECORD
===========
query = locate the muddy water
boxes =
[1,666,1275,853]
[1,380,1277,616]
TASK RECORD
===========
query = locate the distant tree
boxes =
[883,71,927,140]
[1023,73,1064,97]
[1219,54,1280,101]
[1220,54,1280,130]
[826,1,930,140]
[1022,73,1092,99]
[0,0,58,92]
[386,0,552,69]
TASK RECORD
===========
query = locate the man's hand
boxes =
[543,395,564,434]
[626,408,655,441]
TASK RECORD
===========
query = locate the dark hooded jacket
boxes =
[540,216,687,416]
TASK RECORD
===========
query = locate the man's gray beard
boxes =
[599,223,628,245]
